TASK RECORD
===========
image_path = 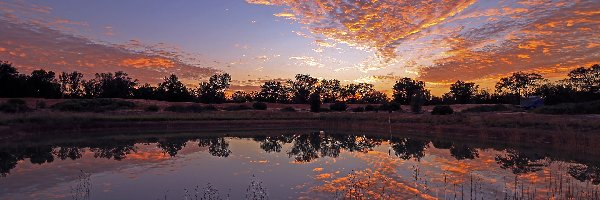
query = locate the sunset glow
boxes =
[0,0,598,95]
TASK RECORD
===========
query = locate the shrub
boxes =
[252,102,268,110]
[329,102,348,112]
[462,104,511,113]
[533,100,600,114]
[365,105,377,112]
[224,104,252,111]
[379,102,401,113]
[280,107,296,112]
[0,99,30,113]
[145,105,160,112]
[431,105,454,115]
[51,99,135,112]
[352,107,365,112]
[309,93,321,112]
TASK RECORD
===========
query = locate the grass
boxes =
[534,100,600,115]
[164,104,214,113]
[462,104,512,113]
[0,99,30,113]
[51,99,135,112]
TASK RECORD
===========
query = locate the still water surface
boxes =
[1,131,599,199]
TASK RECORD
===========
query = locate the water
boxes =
[1,130,599,199]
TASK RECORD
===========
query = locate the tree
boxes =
[309,92,321,112]
[0,61,27,97]
[445,80,479,104]
[88,71,138,98]
[198,73,231,104]
[133,83,157,100]
[495,72,545,98]
[231,91,253,103]
[256,81,290,103]
[157,74,193,102]
[315,79,341,103]
[341,83,376,103]
[360,91,389,104]
[393,78,429,104]
[26,69,62,98]
[288,74,318,103]
[59,71,84,98]
[568,64,600,93]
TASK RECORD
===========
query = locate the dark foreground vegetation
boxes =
[0,60,598,108]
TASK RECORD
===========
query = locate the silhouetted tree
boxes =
[231,91,253,103]
[445,80,478,104]
[198,73,231,104]
[0,61,28,97]
[256,81,290,103]
[59,71,84,98]
[393,78,429,105]
[25,69,62,98]
[133,83,157,99]
[288,74,318,103]
[88,71,138,98]
[568,64,600,93]
[316,79,341,103]
[82,79,102,98]
[156,74,193,102]
[495,72,545,98]
[360,91,389,104]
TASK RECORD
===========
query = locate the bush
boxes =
[309,93,321,112]
[51,99,135,112]
[431,105,454,115]
[352,107,365,112]
[379,102,401,113]
[280,107,296,112]
[329,102,348,112]
[252,102,267,110]
[462,104,511,113]
[365,105,377,112]
[224,104,252,111]
[0,99,30,113]
[145,105,160,112]
[533,100,600,114]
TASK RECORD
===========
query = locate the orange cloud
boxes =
[121,58,175,68]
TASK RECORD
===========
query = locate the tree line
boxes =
[0,60,598,105]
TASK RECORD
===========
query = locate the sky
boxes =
[0,0,598,95]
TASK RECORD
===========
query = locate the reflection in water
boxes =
[1,132,600,199]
